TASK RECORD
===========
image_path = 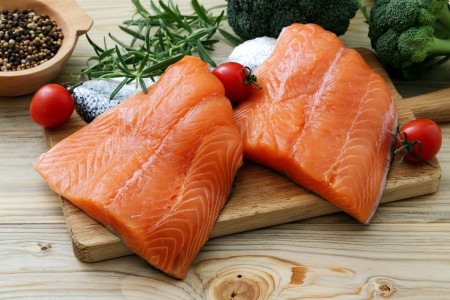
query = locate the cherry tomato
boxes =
[395,119,442,163]
[212,62,260,103]
[30,84,74,128]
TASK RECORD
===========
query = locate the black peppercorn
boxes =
[0,8,64,72]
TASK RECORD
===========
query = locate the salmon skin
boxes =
[34,56,243,279]
[233,24,397,224]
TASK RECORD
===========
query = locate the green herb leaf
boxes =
[218,28,243,46]
[141,54,185,76]
[137,53,150,74]
[191,0,212,25]
[196,40,216,67]
[114,45,130,72]
[214,10,224,27]
[81,0,237,98]
[119,25,145,40]
[131,0,151,18]
[97,48,115,61]
[138,77,147,93]
[159,0,191,32]
[110,78,132,100]
[150,0,163,15]
[108,33,134,51]
[85,34,104,55]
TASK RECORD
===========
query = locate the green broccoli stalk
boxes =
[435,5,450,38]
[367,0,450,77]
[398,25,450,63]
[419,0,450,27]
[226,0,359,41]
[354,0,372,26]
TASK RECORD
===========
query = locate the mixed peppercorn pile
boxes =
[0,8,64,72]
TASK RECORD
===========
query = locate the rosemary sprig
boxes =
[79,0,242,99]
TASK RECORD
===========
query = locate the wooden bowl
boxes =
[0,0,93,97]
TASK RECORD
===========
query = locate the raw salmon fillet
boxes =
[34,56,243,279]
[233,24,397,224]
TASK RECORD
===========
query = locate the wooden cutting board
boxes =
[43,48,442,263]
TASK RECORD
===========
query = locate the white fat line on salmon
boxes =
[292,47,345,155]
[323,71,374,183]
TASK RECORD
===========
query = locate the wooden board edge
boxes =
[49,47,442,262]
[212,167,442,237]
[60,197,133,262]
[61,162,441,262]
[381,161,442,202]
[211,196,337,238]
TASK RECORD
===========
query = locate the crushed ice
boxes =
[225,36,276,71]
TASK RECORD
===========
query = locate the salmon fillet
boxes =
[34,56,243,279]
[233,24,397,224]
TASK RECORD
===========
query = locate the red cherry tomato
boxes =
[30,84,74,128]
[395,119,442,163]
[212,62,260,103]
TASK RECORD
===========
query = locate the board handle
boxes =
[405,88,450,123]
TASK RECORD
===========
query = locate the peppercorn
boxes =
[0,8,63,72]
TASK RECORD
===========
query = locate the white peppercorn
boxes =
[0,8,64,72]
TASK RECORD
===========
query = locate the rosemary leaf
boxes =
[214,10,224,27]
[141,54,185,76]
[130,20,145,47]
[131,0,151,18]
[138,77,147,93]
[138,53,150,75]
[185,28,210,42]
[119,25,145,40]
[144,23,152,51]
[218,28,243,46]
[108,33,135,51]
[158,18,176,43]
[196,40,216,67]
[97,48,115,61]
[159,0,191,32]
[115,45,130,73]
[191,0,211,25]
[85,34,104,55]
[110,78,133,100]
[157,30,167,52]
[201,39,220,46]
[101,72,131,79]
[81,0,242,98]
[149,0,163,16]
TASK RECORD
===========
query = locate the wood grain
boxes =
[406,88,450,122]
[2,0,450,298]
[43,48,441,263]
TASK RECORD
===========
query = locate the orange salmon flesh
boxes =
[34,56,244,279]
[233,24,397,224]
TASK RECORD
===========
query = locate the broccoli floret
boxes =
[398,25,450,62]
[227,0,359,41]
[367,0,450,76]
[384,0,422,32]
[368,0,391,48]
[374,28,405,69]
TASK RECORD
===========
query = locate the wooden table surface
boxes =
[1,0,450,298]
